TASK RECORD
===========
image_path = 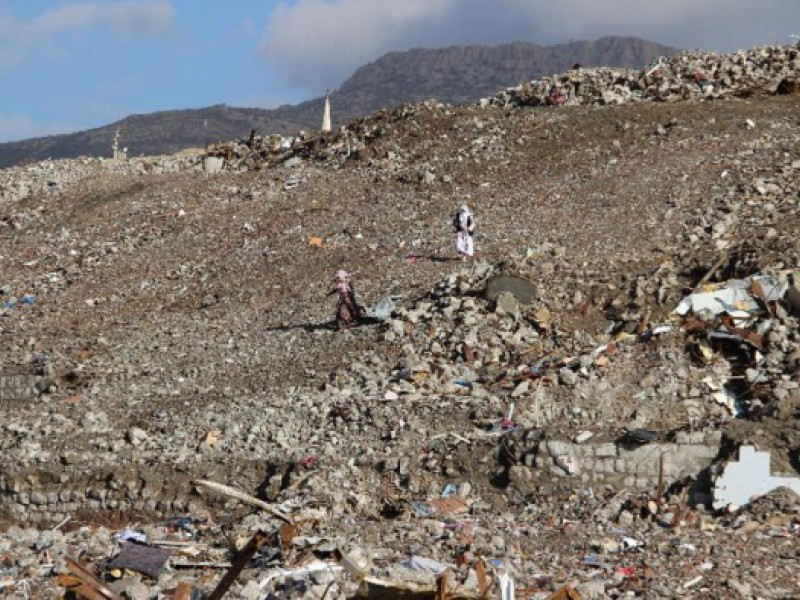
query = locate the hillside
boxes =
[0,36,678,167]
[1,42,800,597]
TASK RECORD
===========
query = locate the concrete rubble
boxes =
[1,41,800,598]
[483,42,800,108]
[0,154,201,205]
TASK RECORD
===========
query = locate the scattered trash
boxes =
[401,555,448,575]
[441,483,458,498]
[7,37,800,600]
[649,325,673,336]
[411,496,470,518]
[620,537,644,552]
[674,274,788,320]
[60,557,123,600]
[204,430,223,446]
[620,429,658,445]
[115,529,147,544]
[283,177,302,191]
[107,543,172,578]
[365,296,397,321]
[259,560,343,589]
[191,479,292,524]
[583,554,602,567]
[711,388,742,417]
[683,575,703,589]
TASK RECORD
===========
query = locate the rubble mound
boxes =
[203,43,800,178]
[1,42,800,598]
[484,42,800,108]
[0,154,200,205]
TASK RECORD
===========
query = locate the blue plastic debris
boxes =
[441,483,457,498]
[584,554,602,566]
[410,501,435,518]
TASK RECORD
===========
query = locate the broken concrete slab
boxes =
[494,291,520,317]
[107,543,172,578]
[712,446,800,510]
[484,275,537,305]
[203,156,224,174]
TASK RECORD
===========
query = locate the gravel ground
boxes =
[1,80,800,598]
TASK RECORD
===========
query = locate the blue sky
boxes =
[0,1,307,141]
[1,0,799,142]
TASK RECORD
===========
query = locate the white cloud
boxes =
[0,116,78,143]
[0,1,175,69]
[260,0,800,93]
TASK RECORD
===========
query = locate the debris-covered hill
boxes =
[1,43,800,599]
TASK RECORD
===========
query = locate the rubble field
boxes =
[1,43,800,599]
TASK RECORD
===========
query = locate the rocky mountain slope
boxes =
[0,36,677,168]
[1,42,799,599]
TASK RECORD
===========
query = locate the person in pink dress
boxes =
[327,270,362,329]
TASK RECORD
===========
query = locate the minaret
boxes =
[112,129,121,159]
[321,92,332,133]
[112,129,127,160]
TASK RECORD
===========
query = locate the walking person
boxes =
[327,270,362,330]
[453,204,476,259]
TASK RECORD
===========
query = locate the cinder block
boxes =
[593,443,618,458]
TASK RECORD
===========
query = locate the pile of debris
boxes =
[483,42,800,108]
[3,38,800,598]
[0,154,201,204]
[203,101,450,174]
[204,44,800,176]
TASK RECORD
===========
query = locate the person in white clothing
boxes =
[453,204,475,258]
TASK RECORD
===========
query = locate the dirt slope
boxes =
[1,90,800,597]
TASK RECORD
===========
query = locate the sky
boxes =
[1,0,799,143]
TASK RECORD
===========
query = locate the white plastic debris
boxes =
[650,325,673,336]
[620,537,644,552]
[259,560,343,588]
[674,281,759,317]
[712,446,800,510]
[674,274,789,319]
[711,389,742,417]
[365,296,397,321]
[400,556,448,575]
[498,573,515,600]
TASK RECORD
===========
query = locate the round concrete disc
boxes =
[484,275,537,305]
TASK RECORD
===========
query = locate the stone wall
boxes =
[527,430,722,491]
[0,460,273,525]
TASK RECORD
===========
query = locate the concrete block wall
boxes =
[0,460,268,525]
[527,430,722,491]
